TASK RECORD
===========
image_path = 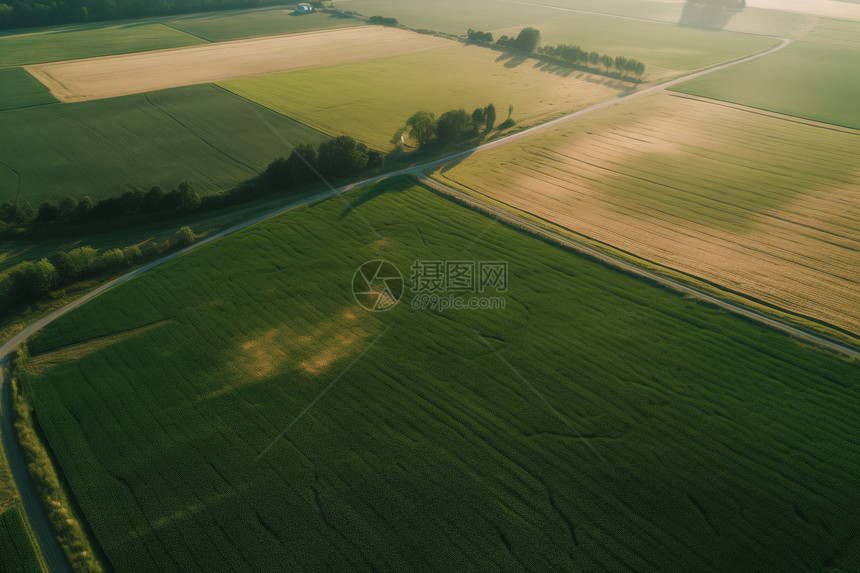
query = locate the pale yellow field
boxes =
[25,27,453,102]
[433,93,860,335]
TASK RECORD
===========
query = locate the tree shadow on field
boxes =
[678,0,745,30]
[338,178,411,220]
[495,51,527,69]
[530,60,632,90]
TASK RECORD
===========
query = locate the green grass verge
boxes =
[0,68,57,111]
[10,350,102,572]
[0,84,329,205]
[0,506,44,573]
[671,18,860,129]
[23,178,860,571]
[0,22,206,67]
[221,44,631,151]
[167,9,364,42]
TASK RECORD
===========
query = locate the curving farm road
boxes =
[6,30,853,573]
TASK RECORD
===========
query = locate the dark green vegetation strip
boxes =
[26,180,860,571]
[0,68,56,111]
[671,19,860,129]
[0,506,43,573]
[0,22,206,67]
[0,84,329,205]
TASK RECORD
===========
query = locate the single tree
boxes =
[286,143,318,184]
[74,196,94,221]
[589,51,600,67]
[436,109,472,144]
[317,135,369,176]
[10,259,57,299]
[514,27,541,52]
[615,55,628,76]
[485,103,497,131]
[178,182,200,211]
[175,226,195,246]
[600,54,613,73]
[471,107,487,133]
[406,111,437,148]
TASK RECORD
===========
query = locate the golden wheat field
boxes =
[432,92,860,335]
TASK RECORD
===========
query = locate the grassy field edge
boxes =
[9,347,107,573]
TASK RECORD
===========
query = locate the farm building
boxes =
[295,3,314,14]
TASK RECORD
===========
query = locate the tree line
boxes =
[0,135,382,230]
[466,26,645,81]
[0,134,382,312]
[404,103,499,149]
[468,26,541,54]
[0,232,185,314]
[537,44,645,80]
[0,0,297,30]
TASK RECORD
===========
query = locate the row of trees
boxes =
[0,225,196,313]
[260,135,383,189]
[368,15,397,26]
[0,135,381,230]
[404,104,497,149]
[537,44,646,79]
[466,28,493,43]
[468,27,541,53]
[0,182,201,226]
[465,25,646,80]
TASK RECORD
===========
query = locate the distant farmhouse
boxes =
[295,3,314,14]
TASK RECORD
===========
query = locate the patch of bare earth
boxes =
[25,26,453,102]
[212,308,367,399]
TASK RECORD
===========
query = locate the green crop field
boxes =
[167,8,364,42]
[221,44,632,151]
[431,92,860,337]
[336,0,776,79]
[0,22,205,67]
[22,178,860,572]
[0,68,56,111]
[672,18,860,129]
[0,84,328,205]
[0,507,43,573]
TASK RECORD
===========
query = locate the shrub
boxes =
[175,226,195,246]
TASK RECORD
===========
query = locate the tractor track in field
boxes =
[4,29,856,572]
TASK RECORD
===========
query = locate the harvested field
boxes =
[432,93,860,336]
[25,27,452,102]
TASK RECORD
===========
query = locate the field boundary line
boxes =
[415,175,860,361]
